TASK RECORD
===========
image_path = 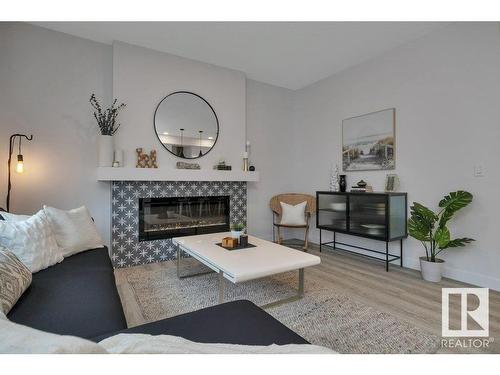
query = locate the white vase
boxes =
[98,135,114,167]
[231,230,243,240]
[420,257,444,282]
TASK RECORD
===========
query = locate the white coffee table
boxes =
[173,232,321,308]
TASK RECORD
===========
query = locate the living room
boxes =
[1,0,499,371]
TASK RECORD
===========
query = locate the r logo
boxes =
[442,288,489,337]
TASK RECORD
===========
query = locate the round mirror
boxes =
[154,91,219,159]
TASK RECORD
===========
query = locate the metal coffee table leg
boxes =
[260,268,305,309]
[218,271,225,304]
[176,244,215,279]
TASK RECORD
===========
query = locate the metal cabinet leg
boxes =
[400,239,403,267]
[319,229,322,252]
[385,241,389,272]
[218,271,225,304]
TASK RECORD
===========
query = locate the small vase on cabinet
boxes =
[98,135,114,167]
[339,175,347,192]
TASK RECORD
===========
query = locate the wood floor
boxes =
[114,239,500,354]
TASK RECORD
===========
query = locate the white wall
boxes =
[112,42,247,170]
[246,80,296,240]
[0,23,112,244]
[291,22,500,289]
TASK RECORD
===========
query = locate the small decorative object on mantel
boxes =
[339,175,347,192]
[90,93,126,167]
[243,141,251,171]
[329,164,340,192]
[249,165,255,172]
[113,149,123,168]
[213,160,232,170]
[176,161,200,170]
[136,148,158,168]
[385,174,400,192]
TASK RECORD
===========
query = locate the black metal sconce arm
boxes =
[5,134,33,212]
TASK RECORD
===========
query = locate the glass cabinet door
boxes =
[389,195,406,239]
[317,193,348,231]
[349,194,387,239]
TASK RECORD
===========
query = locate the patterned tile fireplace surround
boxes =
[111,181,247,268]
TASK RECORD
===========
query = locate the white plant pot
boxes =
[231,230,244,240]
[420,257,444,282]
[98,135,114,167]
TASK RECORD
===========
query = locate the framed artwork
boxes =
[342,108,395,171]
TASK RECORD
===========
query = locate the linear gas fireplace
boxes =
[138,195,230,241]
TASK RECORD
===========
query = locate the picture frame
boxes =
[342,108,396,171]
[385,174,399,192]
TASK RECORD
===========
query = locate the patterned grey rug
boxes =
[123,259,439,354]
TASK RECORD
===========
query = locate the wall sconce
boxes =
[6,134,33,212]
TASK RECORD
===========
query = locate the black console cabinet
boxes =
[316,191,407,271]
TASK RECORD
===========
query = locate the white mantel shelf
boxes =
[97,167,259,182]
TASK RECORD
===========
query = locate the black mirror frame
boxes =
[153,91,220,160]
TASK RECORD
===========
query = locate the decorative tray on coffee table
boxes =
[216,242,257,251]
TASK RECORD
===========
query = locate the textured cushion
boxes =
[0,210,63,273]
[280,201,307,226]
[43,206,104,257]
[0,314,107,354]
[0,212,31,222]
[0,247,32,314]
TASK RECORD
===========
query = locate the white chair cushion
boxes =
[279,201,307,226]
[0,210,63,273]
[43,206,104,257]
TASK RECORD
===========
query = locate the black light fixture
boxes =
[198,130,203,157]
[6,134,33,212]
[179,128,185,158]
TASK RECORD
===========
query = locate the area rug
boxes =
[123,259,439,354]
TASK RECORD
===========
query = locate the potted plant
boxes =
[230,223,245,240]
[408,191,475,282]
[90,94,126,167]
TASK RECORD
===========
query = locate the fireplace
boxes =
[138,195,230,241]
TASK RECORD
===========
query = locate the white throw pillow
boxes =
[0,315,107,354]
[0,212,31,222]
[43,206,104,257]
[0,210,63,273]
[280,201,307,226]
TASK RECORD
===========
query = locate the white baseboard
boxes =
[403,257,500,291]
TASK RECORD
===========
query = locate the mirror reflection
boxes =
[154,91,219,159]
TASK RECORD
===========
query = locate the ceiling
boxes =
[32,22,445,90]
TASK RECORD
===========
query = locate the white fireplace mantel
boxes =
[96,167,259,182]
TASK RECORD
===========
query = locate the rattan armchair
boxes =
[270,193,316,251]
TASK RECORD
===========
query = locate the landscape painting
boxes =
[342,108,395,171]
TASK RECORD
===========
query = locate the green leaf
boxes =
[411,202,438,223]
[439,190,472,211]
[433,227,450,249]
[408,217,432,241]
[444,237,475,248]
